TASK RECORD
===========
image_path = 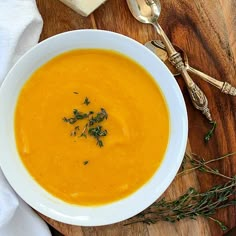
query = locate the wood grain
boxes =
[35,0,236,235]
[219,0,236,58]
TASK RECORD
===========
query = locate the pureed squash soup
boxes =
[15,49,169,206]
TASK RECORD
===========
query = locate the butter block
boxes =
[59,0,106,16]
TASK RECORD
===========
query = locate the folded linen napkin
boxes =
[0,1,50,235]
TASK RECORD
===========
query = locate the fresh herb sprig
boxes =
[126,152,236,231]
[204,121,217,142]
[126,178,236,231]
[178,152,236,178]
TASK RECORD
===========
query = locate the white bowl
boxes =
[0,30,188,226]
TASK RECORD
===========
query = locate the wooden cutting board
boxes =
[36,0,236,235]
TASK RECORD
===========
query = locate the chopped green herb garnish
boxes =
[83,97,90,105]
[83,160,89,165]
[63,109,90,124]
[80,133,87,138]
[73,109,89,120]
[70,126,80,136]
[63,105,108,147]
[97,139,103,147]
[70,130,76,136]
[63,117,68,122]
[88,126,107,137]
[75,126,80,131]
[88,126,107,147]
[89,108,108,126]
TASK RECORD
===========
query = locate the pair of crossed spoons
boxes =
[127,0,235,122]
[145,40,236,96]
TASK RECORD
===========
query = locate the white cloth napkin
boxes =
[0,0,43,83]
[0,1,51,235]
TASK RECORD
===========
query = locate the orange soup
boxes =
[15,49,169,206]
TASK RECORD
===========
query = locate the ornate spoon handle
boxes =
[152,22,213,121]
[170,53,212,121]
[188,66,236,96]
[182,69,212,121]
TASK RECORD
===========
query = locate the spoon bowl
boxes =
[145,40,192,75]
[145,40,180,76]
[127,0,161,24]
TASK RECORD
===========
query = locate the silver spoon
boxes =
[126,0,212,121]
[145,40,236,96]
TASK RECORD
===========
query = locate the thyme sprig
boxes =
[204,121,217,142]
[126,152,236,231]
[126,178,236,231]
[178,152,236,179]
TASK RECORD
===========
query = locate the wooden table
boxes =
[36,0,236,235]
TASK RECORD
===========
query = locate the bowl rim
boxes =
[0,29,188,226]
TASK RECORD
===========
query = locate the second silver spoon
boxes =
[145,40,236,96]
